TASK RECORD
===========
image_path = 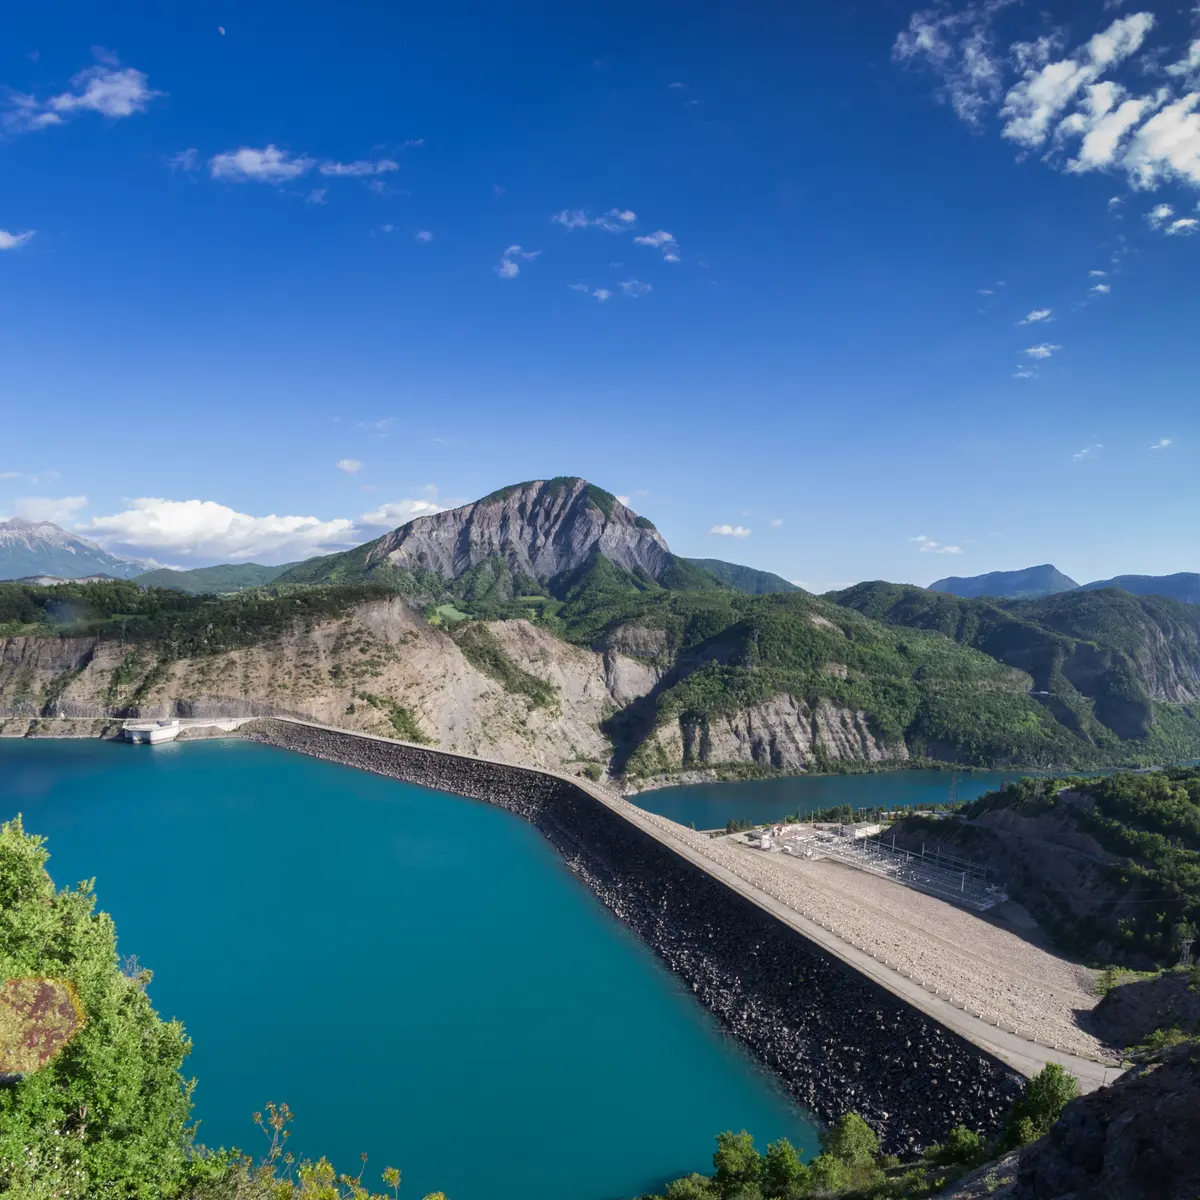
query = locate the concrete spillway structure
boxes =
[241,717,1114,1153]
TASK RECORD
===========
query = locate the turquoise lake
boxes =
[0,739,814,1200]
[632,769,1018,828]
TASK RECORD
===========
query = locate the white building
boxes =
[123,719,181,745]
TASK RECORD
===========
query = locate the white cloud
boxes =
[592,288,612,301]
[319,158,399,177]
[769,518,783,528]
[1147,202,1175,227]
[14,495,88,523]
[379,224,395,234]
[4,60,161,134]
[210,145,315,183]
[709,524,751,537]
[893,1,1019,124]
[403,138,425,147]
[1090,282,1112,294]
[634,230,681,261]
[414,230,433,242]
[1149,437,1173,449]
[910,534,963,554]
[620,278,652,297]
[1013,367,1038,379]
[1072,443,1103,460]
[668,81,689,90]
[496,244,540,278]
[552,207,637,232]
[1023,342,1062,359]
[168,148,199,172]
[977,287,995,295]
[336,458,363,474]
[79,499,358,563]
[1000,14,1155,148]
[551,209,591,229]
[0,471,20,480]
[1018,307,1052,323]
[896,9,1200,192]
[1166,216,1199,234]
[616,495,631,505]
[0,230,35,251]
[1089,268,1108,275]
[359,497,445,527]
[307,188,328,205]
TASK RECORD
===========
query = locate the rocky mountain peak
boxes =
[0,519,147,581]
[366,476,672,583]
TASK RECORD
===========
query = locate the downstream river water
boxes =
[632,768,1015,828]
[0,739,813,1200]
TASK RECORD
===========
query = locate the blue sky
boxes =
[1,0,1198,588]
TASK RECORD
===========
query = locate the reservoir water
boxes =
[0,739,813,1200]
[633,769,1015,828]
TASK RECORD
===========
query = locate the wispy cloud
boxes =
[14,495,88,523]
[894,9,1200,192]
[1090,282,1112,294]
[1089,269,1108,276]
[619,279,652,297]
[910,534,963,554]
[1149,437,1173,450]
[1018,308,1053,324]
[414,230,433,243]
[709,524,751,537]
[319,158,399,177]
[3,56,161,134]
[336,459,363,474]
[1023,342,1062,359]
[210,145,316,183]
[307,188,328,205]
[634,229,681,262]
[0,230,35,251]
[551,207,637,232]
[1013,366,1037,379]
[168,148,199,173]
[496,244,540,279]
[769,518,784,528]
[1072,443,1103,461]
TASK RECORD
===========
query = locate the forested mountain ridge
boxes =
[830,581,1200,754]
[929,564,1079,600]
[5,571,1199,781]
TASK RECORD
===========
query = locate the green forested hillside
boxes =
[829,582,1200,761]
[133,562,297,594]
[683,558,800,595]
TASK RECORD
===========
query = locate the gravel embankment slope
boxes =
[652,822,1112,1061]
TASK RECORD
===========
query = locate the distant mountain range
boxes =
[0,519,148,581]
[931,565,1200,605]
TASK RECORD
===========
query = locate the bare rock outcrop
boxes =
[644,694,907,773]
[364,478,672,582]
